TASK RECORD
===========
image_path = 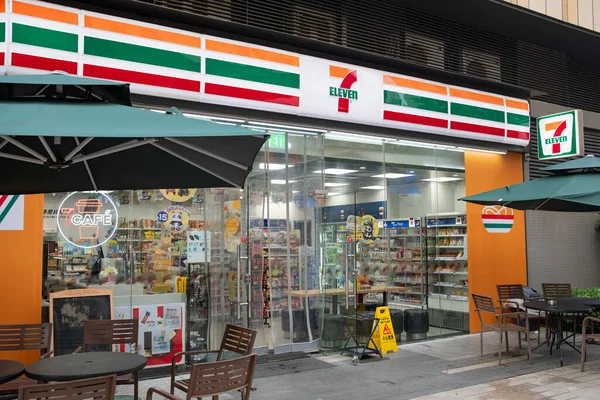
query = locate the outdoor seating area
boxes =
[0,321,258,400]
[473,283,600,368]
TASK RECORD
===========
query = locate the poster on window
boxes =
[187,230,211,263]
[223,200,241,252]
[114,302,185,367]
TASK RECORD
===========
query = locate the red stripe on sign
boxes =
[0,53,4,66]
[450,121,504,137]
[481,214,515,220]
[84,64,200,92]
[383,110,447,128]
[0,195,8,209]
[157,306,164,317]
[12,53,77,74]
[132,308,139,319]
[507,130,530,140]
[204,83,300,107]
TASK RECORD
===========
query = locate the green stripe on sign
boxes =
[13,23,78,53]
[451,103,504,123]
[84,37,201,72]
[384,90,447,113]
[507,112,529,127]
[206,58,300,89]
[0,23,5,43]
[483,223,513,229]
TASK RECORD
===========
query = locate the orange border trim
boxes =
[383,75,447,95]
[449,88,504,106]
[12,1,78,25]
[0,0,5,13]
[206,39,299,66]
[84,16,200,48]
[506,99,529,111]
[330,65,353,79]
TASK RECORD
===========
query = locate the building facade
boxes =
[1,0,599,366]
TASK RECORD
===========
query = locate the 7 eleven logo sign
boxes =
[329,65,358,113]
[537,110,584,160]
[0,195,24,231]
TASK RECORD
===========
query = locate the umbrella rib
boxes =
[150,142,240,188]
[38,136,57,163]
[64,137,94,162]
[164,137,250,171]
[0,152,46,165]
[74,137,97,191]
[0,136,48,162]
[74,85,103,101]
[71,139,157,163]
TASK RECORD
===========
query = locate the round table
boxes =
[0,360,25,384]
[524,298,592,366]
[25,352,147,382]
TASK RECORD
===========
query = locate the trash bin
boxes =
[404,309,429,341]
[321,314,346,348]
[391,310,404,343]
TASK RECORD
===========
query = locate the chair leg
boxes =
[527,330,532,363]
[498,332,503,365]
[518,328,522,349]
[505,331,509,355]
[581,324,587,372]
[480,330,484,357]
[134,371,139,400]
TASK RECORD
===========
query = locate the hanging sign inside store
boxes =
[346,215,380,244]
[160,189,197,203]
[482,206,515,234]
[159,206,190,233]
[187,230,211,263]
[537,110,584,160]
[368,306,398,355]
[56,192,118,248]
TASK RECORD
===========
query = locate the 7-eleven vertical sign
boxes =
[0,195,24,230]
[537,110,584,160]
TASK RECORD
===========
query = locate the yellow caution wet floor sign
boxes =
[368,306,398,355]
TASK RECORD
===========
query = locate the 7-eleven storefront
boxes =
[0,0,529,365]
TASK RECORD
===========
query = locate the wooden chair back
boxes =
[217,324,257,359]
[472,294,497,315]
[0,323,51,352]
[19,375,116,400]
[542,283,572,298]
[186,354,256,400]
[496,284,525,303]
[82,319,138,350]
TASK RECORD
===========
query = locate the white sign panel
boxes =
[0,195,24,231]
[537,110,584,160]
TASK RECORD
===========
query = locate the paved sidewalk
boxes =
[128,331,600,400]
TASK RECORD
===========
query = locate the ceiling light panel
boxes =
[422,177,463,183]
[324,182,349,187]
[361,185,385,190]
[372,173,412,179]
[314,168,358,175]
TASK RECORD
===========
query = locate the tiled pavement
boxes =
[124,331,600,399]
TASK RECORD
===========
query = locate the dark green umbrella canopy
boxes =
[460,156,600,212]
[0,72,132,105]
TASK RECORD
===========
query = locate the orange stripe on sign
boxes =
[330,65,353,79]
[506,99,529,111]
[206,39,299,66]
[383,75,447,95]
[544,121,564,132]
[449,88,504,106]
[84,16,200,48]
[13,1,78,24]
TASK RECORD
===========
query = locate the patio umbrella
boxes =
[460,156,600,212]
[0,74,267,193]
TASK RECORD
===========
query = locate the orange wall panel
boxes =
[465,151,527,332]
[0,194,44,364]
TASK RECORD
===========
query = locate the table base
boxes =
[532,312,581,367]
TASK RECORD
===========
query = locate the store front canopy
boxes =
[0,101,267,193]
[460,156,600,212]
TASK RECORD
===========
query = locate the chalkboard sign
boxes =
[50,289,114,356]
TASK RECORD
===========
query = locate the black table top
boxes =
[25,352,147,382]
[524,298,593,314]
[0,360,25,385]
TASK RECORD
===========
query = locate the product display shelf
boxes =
[186,262,209,363]
[425,214,469,320]
[319,222,347,290]
[381,218,425,308]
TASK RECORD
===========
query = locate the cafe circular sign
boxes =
[56,192,118,248]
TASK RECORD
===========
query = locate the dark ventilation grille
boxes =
[529,117,600,179]
[136,0,600,114]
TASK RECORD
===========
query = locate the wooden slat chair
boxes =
[170,324,257,396]
[75,319,140,400]
[152,354,256,400]
[472,293,532,365]
[0,323,52,396]
[542,283,581,347]
[497,284,544,343]
[581,316,600,372]
[19,375,116,400]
